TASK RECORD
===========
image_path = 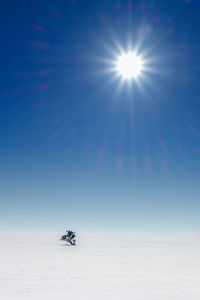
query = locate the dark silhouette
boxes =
[61,230,76,245]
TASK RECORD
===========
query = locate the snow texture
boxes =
[0,235,200,299]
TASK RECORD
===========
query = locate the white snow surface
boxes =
[1,235,200,299]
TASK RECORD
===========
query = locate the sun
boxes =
[116,52,143,80]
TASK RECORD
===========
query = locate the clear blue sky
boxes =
[1,0,200,234]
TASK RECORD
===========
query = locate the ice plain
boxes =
[0,234,200,300]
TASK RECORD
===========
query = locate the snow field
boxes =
[0,235,200,299]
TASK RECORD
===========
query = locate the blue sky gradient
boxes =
[1,0,200,233]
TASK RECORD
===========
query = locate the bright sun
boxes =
[116,52,143,79]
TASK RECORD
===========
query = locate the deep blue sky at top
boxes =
[0,0,200,233]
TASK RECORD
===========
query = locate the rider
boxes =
[66,229,75,240]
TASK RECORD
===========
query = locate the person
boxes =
[66,230,76,245]
[66,229,73,238]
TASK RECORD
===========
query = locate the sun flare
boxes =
[116,52,143,79]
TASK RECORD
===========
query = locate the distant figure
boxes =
[66,229,76,245]
[66,229,73,238]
